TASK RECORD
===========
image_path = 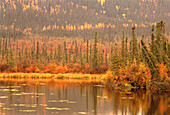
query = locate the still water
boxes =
[0,79,169,115]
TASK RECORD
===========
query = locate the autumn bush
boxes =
[158,63,169,81]
[0,64,9,72]
[106,59,152,89]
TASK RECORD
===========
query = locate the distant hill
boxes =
[0,0,169,40]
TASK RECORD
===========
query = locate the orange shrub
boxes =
[158,62,168,81]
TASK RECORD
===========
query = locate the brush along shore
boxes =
[0,72,169,92]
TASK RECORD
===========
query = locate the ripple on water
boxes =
[48,100,77,104]
[0,96,8,99]
[0,89,19,92]
[19,110,36,112]
[3,108,14,110]
[46,107,70,111]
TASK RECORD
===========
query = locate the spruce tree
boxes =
[54,48,57,60]
[79,45,83,65]
[92,32,98,69]
[86,39,89,63]
[0,39,1,53]
[155,22,163,63]
[19,50,21,62]
[36,41,39,60]
[75,41,78,58]
[121,29,125,61]
[168,43,170,58]
[111,43,124,70]
[141,40,159,78]
[5,38,7,53]
[25,47,28,59]
[100,49,104,65]
[50,45,53,60]
[64,41,67,63]
[9,47,14,66]
[129,40,133,61]
[131,27,138,60]
[155,22,162,49]
[73,53,77,63]
[89,43,92,65]
[125,37,128,63]
[150,25,156,56]
[68,49,71,62]
[57,44,61,62]
[110,45,113,62]
[105,50,108,66]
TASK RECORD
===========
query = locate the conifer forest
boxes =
[0,0,169,115]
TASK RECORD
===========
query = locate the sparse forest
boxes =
[0,20,169,90]
[0,1,169,115]
[0,0,169,90]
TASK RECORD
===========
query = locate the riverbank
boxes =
[0,72,169,92]
[104,70,170,92]
[0,73,106,80]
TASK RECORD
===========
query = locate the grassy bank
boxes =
[0,72,169,92]
[0,73,106,80]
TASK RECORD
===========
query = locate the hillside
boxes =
[0,0,170,40]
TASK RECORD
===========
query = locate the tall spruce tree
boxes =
[86,39,89,63]
[150,25,156,56]
[89,43,92,65]
[131,27,138,60]
[92,32,98,68]
[141,40,159,78]
[64,41,67,63]
[111,43,124,70]
[36,41,39,60]
[121,29,125,64]
[155,22,163,63]
[125,37,128,63]
[57,44,61,62]
[80,44,83,65]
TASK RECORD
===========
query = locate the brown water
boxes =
[0,79,169,115]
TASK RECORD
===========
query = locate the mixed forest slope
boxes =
[0,0,170,40]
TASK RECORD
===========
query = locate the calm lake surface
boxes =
[0,79,169,115]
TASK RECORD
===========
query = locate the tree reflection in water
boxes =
[0,79,169,115]
[104,88,170,115]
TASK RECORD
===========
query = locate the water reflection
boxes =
[0,79,169,115]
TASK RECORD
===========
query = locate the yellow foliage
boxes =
[11,65,18,72]
[105,70,116,81]
[42,26,46,31]
[159,63,168,81]
[35,68,40,73]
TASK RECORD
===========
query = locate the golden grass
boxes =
[0,73,107,80]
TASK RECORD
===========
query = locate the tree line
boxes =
[0,21,169,79]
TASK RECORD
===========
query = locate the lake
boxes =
[0,79,169,115]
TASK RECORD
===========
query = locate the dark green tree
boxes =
[150,25,156,56]
[86,39,89,63]
[111,43,124,70]
[36,41,39,60]
[64,41,68,63]
[121,29,125,61]
[79,44,83,65]
[57,44,61,62]
[141,40,159,78]
[92,32,98,68]
[131,27,138,60]
[125,37,128,63]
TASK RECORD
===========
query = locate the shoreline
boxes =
[0,72,169,92]
[0,72,106,80]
